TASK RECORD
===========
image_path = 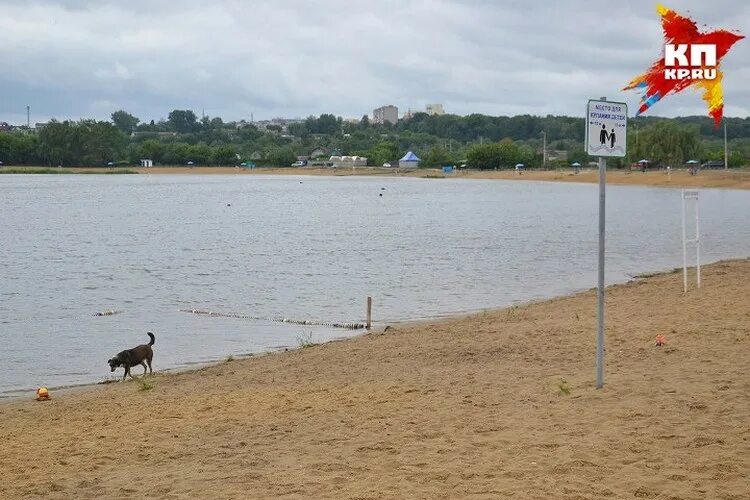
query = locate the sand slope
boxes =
[1,260,749,499]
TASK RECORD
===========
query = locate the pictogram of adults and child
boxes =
[599,124,617,148]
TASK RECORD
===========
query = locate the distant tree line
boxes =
[0,109,748,168]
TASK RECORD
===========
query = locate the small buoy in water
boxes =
[379,193,383,197]
[36,387,50,401]
[381,187,385,190]
[227,203,231,207]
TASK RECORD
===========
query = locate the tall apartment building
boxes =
[373,105,398,125]
[425,103,445,115]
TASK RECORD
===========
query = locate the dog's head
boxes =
[108,357,122,372]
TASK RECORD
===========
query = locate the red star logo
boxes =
[623,4,743,127]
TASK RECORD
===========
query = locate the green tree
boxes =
[111,110,140,134]
[264,147,296,167]
[188,143,212,165]
[422,146,452,168]
[288,122,309,138]
[466,139,522,170]
[167,110,198,134]
[628,121,701,166]
[366,141,399,166]
[316,114,341,135]
[211,145,237,165]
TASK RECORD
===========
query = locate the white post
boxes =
[696,197,701,288]
[682,189,688,293]
[596,155,606,389]
[681,190,700,292]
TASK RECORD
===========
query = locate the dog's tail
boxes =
[147,332,155,346]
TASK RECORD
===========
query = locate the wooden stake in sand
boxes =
[366,296,372,330]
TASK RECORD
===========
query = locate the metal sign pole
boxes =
[586,96,625,390]
[596,155,606,389]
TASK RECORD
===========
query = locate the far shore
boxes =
[139,165,749,190]
[3,165,750,189]
[1,259,748,499]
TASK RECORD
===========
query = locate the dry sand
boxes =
[6,165,750,189]
[133,166,750,190]
[1,260,749,499]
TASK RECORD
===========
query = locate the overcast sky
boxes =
[1,0,748,125]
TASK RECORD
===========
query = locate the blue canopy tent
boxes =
[399,151,421,168]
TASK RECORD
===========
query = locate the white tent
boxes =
[399,151,421,168]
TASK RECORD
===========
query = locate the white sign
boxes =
[585,100,628,157]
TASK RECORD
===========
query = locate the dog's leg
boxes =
[126,366,135,380]
[122,366,128,381]
[141,361,148,375]
[146,356,153,374]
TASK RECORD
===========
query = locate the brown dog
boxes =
[108,332,155,380]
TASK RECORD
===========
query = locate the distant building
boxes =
[373,105,398,125]
[425,104,445,115]
[329,155,368,167]
[547,150,568,162]
[131,131,178,138]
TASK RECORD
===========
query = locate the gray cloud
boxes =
[1,0,748,124]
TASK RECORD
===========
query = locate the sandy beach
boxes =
[1,259,748,499]
[133,166,750,190]
[4,165,750,190]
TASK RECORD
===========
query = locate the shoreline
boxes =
[0,263,689,401]
[3,165,750,189]
[1,259,748,498]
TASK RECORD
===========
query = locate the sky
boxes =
[1,0,748,125]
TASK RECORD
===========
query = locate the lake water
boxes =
[1,174,749,397]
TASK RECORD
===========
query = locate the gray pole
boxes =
[596,155,606,389]
[596,96,607,390]
[724,121,728,170]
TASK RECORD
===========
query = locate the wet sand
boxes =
[1,259,748,499]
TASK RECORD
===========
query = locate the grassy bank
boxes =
[0,167,138,174]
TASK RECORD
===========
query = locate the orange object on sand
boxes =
[655,335,667,346]
[36,387,50,401]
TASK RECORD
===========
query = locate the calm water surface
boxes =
[1,174,749,396]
